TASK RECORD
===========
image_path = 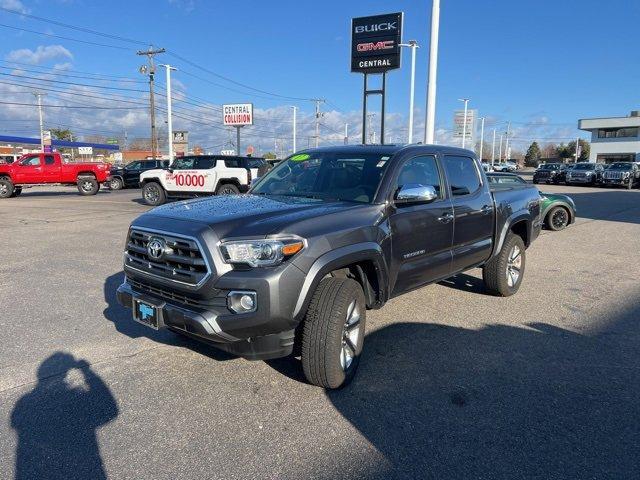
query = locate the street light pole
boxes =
[33,92,45,152]
[160,64,177,162]
[291,106,297,153]
[458,98,470,149]
[478,117,485,161]
[424,0,440,144]
[491,128,496,166]
[400,40,419,143]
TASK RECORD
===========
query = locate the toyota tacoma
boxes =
[116,145,542,388]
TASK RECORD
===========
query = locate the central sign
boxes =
[223,103,254,126]
[351,12,403,74]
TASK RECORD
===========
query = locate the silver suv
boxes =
[565,163,604,186]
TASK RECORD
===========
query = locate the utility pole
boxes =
[137,46,165,159]
[478,117,485,161]
[575,136,580,163]
[504,121,511,162]
[291,106,297,153]
[344,123,348,145]
[400,40,419,143]
[424,0,440,144]
[458,98,470,148]
[33,92,45,151]
[491,128,496,166]
[159,64,177,162]
[313,99,324,148]
[499,134,504,163]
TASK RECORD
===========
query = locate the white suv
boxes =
[140,155,266,206]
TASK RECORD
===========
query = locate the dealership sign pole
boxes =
[351,12,403,145]
[223,103,253,155]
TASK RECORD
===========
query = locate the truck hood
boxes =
[140,194,373,238]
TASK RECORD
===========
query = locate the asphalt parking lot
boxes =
[1,182,639,479]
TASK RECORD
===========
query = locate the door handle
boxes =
[437,212,454,223]
[480,205,492,215]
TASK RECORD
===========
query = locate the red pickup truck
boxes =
[0,152,110,198]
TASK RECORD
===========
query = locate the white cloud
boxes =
[0,0,29,14]
[6,45,73,65]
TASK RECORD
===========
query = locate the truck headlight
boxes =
[219,238,305,267]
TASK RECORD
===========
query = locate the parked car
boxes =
[108,159,169,190]
[601,162,640,189]
[116,144,542,389]
[488,172,576,231]
[556,163,575,184]
[533,163,562,184]
[481,162,494,172]
[0,152,110,198]
[494,162,517,172]
[565,162,604,186]
[139,155,265,206]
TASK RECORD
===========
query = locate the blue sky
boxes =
[1,0,639,154]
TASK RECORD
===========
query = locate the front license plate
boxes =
[133,299,159,330]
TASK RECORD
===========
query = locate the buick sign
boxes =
[351,12,403,74]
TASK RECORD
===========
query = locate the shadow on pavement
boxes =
[103,271,235,361]
[325,301,640,479]
[559,190,640,225]
[10,352,118,480]
[438,272,487,295]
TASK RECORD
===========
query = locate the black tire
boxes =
[215,183,240,195]
[0,178,15,198]
[532,179,538,185]
[109,177,124,190]
[483,233,526,297]
[77,176,99,196]
[10,187,22,198]
[301,277,366,389]
[546,206,570,231]
[142,182,166,206]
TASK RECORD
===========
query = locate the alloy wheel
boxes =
[340,299,361,371]
[145,185,159,203]
[82,180,94,192]
[552,209,568,229]
[506,245,522,288]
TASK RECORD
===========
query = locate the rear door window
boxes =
[44,155,55,165]
[224,159,241,168]
[195,157,215,169]
[443,155,482,196]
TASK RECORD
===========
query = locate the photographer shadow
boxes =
[10,352,118,480]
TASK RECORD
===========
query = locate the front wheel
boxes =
[109,177,124,190]
[0,178,15,198]
[142,182,166,206]
[483,233,526,297]
[77,176,99,195]
[301,277,366,389]
[547,206,569,231]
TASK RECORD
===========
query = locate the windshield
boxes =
[251,151,391,203]
[573,163,595,170]
[541,164,559,170]
[608,162,632,170]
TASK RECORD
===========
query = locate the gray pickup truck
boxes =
[116,144,542,388]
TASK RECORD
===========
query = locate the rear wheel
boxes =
[142,182,166,206]
[77,176,99,195]
[546,206,569,231]
[483,233,526,297]
[0,178,15,198]
[215,183,240,195]
[301,277,366,389]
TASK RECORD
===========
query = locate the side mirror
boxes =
[395,184,438,205]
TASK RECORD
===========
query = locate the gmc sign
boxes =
[351,12,403,74]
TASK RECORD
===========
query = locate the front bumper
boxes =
[602,178,630,186]
[117,281,297,360]
[567,176,595,184]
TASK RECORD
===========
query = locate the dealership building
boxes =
[578,111,640,163]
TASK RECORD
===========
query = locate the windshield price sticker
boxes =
[291,154,310,162]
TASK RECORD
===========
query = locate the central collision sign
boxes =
[351,12,403,74]
[223,103,254,126]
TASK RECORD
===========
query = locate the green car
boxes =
[487,173,576,231]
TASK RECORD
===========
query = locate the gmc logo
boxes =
[357,41,395,52]
[355,22,397,34]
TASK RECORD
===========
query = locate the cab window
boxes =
[21,156,41,166]
[195,157,215,169]
[443,155,482,196]
[395,155,442,197]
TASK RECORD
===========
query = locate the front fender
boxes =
[292,242,388,321]
[492,211,534,258]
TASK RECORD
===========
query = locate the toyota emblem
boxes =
[147,237,166,261]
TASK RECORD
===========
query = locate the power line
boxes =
[0,22,132,50]
[0,100,147,110]
[0,72,147,92]
[0,59,145,82]
[0,65,145,84]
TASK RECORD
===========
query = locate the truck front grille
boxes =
[124,228,211,287]
[604,171,622,180]
[128,277,226,308]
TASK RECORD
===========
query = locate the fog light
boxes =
[227,291,257,314]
